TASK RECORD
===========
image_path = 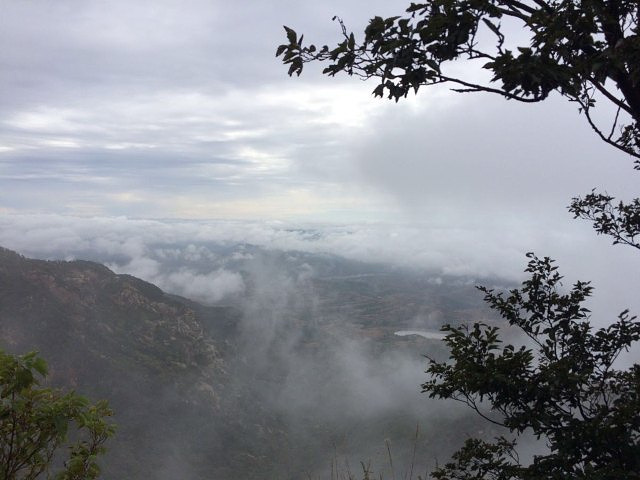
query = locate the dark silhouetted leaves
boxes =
[276,1,640,160]
[425,255,640,479]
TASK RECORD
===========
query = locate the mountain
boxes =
[0,246,220,374]
[0,246,500,479]
[0,246,286,480]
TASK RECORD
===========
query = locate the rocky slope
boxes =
[0,246,284,480]
[0,246,500,479]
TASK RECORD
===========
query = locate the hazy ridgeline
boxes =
[0,234,511,479]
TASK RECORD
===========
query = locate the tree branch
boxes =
[591,80,634,116]
[441,75,545,102]
[579,99,640,159]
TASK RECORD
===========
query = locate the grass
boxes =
[307,425,430,480]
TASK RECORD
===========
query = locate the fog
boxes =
[2,213,636,475]
[1,213,637,324]
[0,214,509,475]
[218,246,480,476]
[1,0,639,475]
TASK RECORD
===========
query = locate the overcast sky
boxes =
[1,0,639,321]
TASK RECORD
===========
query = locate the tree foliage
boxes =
[277,1,640,248]
[570,190,640,251]
[278,2,640,478]
[277,1,640,162]
[425,254,640,479]
[0,351,114,480]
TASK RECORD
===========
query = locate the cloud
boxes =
[1,0,637,251]
[157,268,245,303]
[0,214,638,325]
[2,1,638,472]
[113,255,161,279]
[0,0,636,330]
[0,213,636,472]
[1,0,409,221]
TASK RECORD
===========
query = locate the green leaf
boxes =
[283,25,297,45]
[482,18,501,38]
[33,357,48,376]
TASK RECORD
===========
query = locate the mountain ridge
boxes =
[0,245,497,479]
[0,245,279,479]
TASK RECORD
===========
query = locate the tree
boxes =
[424,254,640,479]
[277,1,640,242]
[277,1,639,161]
[277,2,640,478]
[0,350,115,480]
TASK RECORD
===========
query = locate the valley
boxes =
[0,244,505,479]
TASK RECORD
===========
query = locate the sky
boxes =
[1,0,639,320]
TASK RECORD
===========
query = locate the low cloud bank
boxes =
[0,212,637,473]
[0,213,637,319]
